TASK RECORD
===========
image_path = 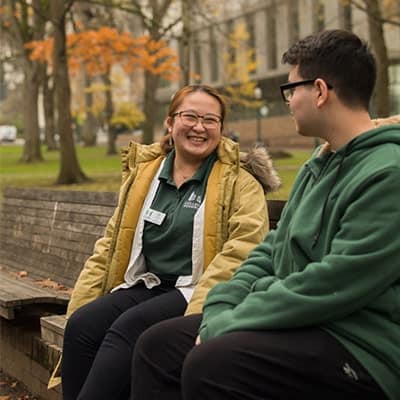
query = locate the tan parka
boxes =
[48,136,280,388]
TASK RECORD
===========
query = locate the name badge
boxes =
[143,208,166,225]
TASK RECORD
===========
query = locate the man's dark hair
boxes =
[281,29,376,110]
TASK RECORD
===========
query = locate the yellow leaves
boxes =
[111,102,145,130]
[229,22,249,46]
[223,22,261,109]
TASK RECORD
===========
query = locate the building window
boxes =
[288,0,299,45]
[209,26,219,82]
[339,2,352,31]
[266,5,277,69]
[313,0,325,32]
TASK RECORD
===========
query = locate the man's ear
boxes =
[314,78,330,107]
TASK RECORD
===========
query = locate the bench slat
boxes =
[0,270,69,319]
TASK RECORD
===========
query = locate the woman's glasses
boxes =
[172,110,222,129]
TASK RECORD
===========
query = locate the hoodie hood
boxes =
[317,123,400,157]
[310,123,400,248]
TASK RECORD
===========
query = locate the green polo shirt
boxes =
[142,150,217,279]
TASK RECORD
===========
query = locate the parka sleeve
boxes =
[185,170,269,315]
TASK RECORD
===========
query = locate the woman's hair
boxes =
[161,85,227,153]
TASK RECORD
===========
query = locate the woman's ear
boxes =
[165,116,173,131]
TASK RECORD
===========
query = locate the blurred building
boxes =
[154,0,400,148]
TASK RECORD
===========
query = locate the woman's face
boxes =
[167,91,222,163]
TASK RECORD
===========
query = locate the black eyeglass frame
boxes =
[280,79,333,103]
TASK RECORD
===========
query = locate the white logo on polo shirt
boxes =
[183,191,202,209]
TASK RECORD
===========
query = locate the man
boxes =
[131,29,400,400]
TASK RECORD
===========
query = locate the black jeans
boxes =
[132,314,387,400]
[61,283,187,400]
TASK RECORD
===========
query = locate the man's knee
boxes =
[134,321,171,362]
[181,340,227,396]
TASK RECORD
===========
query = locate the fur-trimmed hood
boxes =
[240,146,281,194]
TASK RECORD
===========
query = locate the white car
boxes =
[0,125,17,142]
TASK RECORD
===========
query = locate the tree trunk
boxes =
[42,70,57,151]
[18,0,43,163]
[101,71,117,155]
[21,64,43,162]
[180,0,191,86]
[51,0,89,184]
[364,0,390,117]
[142,71,160,144]
[82,73,97,146]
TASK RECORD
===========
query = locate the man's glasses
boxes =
[280,79,333,103]
[172,110,222,129]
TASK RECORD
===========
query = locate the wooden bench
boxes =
[39,198,287,350]
[0,187,118,320]
[0,186,285,399]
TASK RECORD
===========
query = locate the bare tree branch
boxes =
[350,0,400,27]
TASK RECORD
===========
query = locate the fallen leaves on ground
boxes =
[34,278,73,294]
[16,271,28,278]
[0,369,39,400]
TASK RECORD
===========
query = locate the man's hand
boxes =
[195,335,201,346]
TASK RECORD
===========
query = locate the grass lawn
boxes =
[0,144,313,200]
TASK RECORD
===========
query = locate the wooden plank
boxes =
[267,200,286,229]
[0,305,15,319]
[41,314,67,336]
[0,270,69,316]
[3,187,118,206]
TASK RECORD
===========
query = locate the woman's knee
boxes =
[64,307,88,339]
[64,302,106,345]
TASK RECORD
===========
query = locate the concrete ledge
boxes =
[41,315,66,349]
[0,317,62,400]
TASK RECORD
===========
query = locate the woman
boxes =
[55,84,280,400]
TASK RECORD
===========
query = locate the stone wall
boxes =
[0,317,62,400]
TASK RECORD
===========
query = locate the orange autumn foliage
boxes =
[26,27,179,81]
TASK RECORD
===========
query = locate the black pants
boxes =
[61,283,187,400]
[132,314,387,400]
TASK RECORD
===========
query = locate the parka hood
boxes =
[216,136,281,194]
[121,136,281,194]
[239,146,281,194]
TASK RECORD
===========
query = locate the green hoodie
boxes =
[199,125,400,400]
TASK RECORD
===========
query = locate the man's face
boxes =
[286,66,318,138]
